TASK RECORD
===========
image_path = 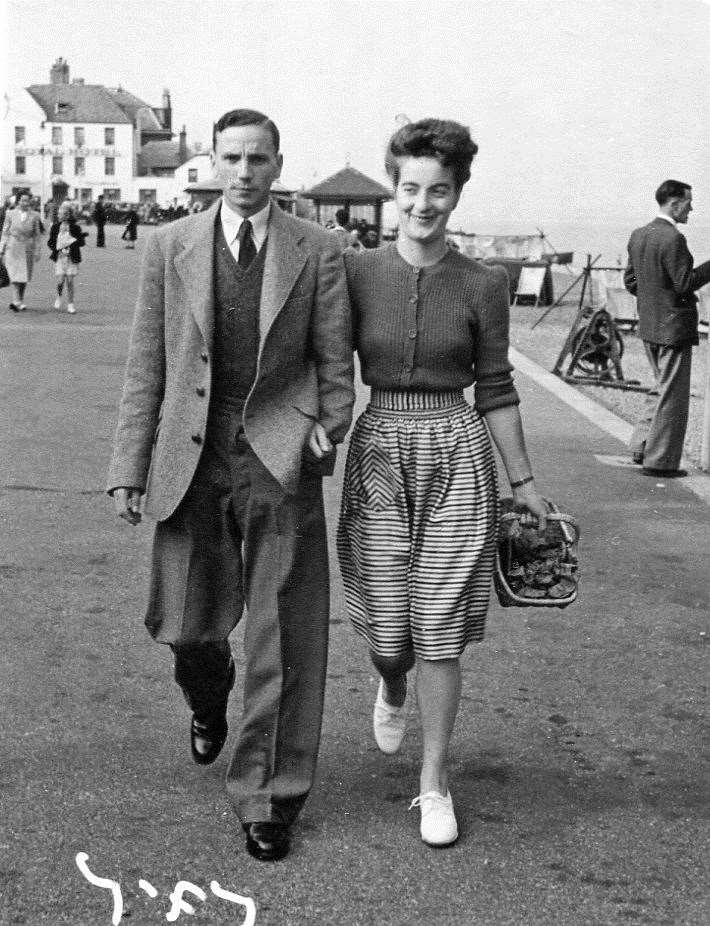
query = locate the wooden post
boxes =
[701,339,710,471]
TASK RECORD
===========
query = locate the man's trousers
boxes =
[629,342,692,470]
[144,405,330,825]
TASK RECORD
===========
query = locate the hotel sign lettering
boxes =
[15,147,121,157]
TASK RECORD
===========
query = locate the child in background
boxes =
[48,202,86,314]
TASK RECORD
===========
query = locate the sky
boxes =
[2,0,710,230]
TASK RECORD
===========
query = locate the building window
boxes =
[103,188,121,202]
[105,157,115,176]
[79,188,92,204]
[15,126,26,144]
[52,126,63,145]
[15,156,26,175]
[75,157,86,176]
[104,127,115,146]
[53,156,63,175]
[188,168,198,183]
[139,189,157,204]
[74,127,85,147]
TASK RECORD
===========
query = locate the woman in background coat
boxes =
[0,193,43,311]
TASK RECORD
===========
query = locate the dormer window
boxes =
[55,101,71,115]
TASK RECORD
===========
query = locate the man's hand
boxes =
[307,422,333,459]
[113,487,143,526]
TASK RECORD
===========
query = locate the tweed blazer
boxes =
[107,199,354,520]
[623,218,710,346]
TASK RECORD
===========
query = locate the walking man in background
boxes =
[624,180,710,477]
[92,195,106,247]
[107,108,354,861]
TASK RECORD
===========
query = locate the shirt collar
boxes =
[656,212,677,227]
[220,198,271,250]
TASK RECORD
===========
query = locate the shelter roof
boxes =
[26,83,135,124]
[302,166,392,203]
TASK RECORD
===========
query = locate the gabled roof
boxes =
[104,88,161,128]
[26,84,135,124]
[302,166,392,203]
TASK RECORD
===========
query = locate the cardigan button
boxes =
[408,328,417,339]
[191,434,203,445]
[200,352,208,363]
[196,387,206,397]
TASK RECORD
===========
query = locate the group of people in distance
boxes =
[106,107,708,864]
[0,194,88,314]
[0,193,145,314]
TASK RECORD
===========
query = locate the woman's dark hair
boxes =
[385,119,478,190]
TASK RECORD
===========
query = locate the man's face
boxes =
[212,123,282,217]
[670,191,693,224]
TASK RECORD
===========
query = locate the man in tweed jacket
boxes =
[107,109,354,861]
[624,179,710,476]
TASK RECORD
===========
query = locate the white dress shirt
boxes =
[655,212,677,227]
[219,199,271,263]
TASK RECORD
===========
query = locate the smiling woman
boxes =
[337,117,552,850]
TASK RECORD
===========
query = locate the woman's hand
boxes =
[511,480,548,531]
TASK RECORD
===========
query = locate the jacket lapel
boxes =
[174,202,220,353]
[260,203,307,349]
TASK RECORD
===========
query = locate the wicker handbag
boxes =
[494,498,579,608]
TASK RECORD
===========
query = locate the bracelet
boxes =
[510,475,535,489]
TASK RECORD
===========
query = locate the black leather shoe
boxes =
[190,715,228,765]
[190,658,235,765]
[641,467,687,478]
[9,303,18,312]
[243,821,290,861]
[631,452,644,465]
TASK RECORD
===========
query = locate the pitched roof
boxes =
[302,166,392,202]
[104,88,161,128]
[26,84,135,124]
[138,140,194,171]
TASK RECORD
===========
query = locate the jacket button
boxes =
[200,352,208,363]
[191,434,202,445]
[196,387,206,397]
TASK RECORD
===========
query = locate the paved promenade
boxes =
[1,226,708,925]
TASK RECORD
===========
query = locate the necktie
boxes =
[237,219,256,268]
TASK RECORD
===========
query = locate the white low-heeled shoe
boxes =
[372,678,408,754]
[409,790,458,847]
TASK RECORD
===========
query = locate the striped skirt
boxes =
[336,389,498,660]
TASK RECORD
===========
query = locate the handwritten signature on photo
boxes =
[76,852,257,924]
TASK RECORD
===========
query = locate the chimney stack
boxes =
[162,89,172,131]
[50,57,70,85]
[179,125,187,162]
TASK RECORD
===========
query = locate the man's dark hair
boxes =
[212,109,280,153]
[655,180,691,206]
[385,118,478,190]
[335,208,348,226]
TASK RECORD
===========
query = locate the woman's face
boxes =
[58,205,70,222]
[394,157,461,246]
[19,195,30,210]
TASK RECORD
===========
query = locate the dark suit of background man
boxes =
[624,179,710,477]
[92,195,106,247]
[107,109,354,861]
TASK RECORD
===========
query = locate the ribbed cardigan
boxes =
[344,244,519,413]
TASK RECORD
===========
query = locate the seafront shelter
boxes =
[301,165,392,245]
